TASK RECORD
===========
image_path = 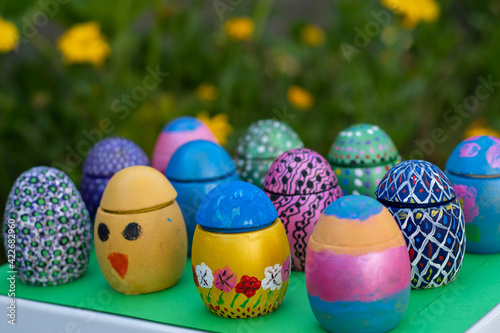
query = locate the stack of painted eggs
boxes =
[7,115,500,333]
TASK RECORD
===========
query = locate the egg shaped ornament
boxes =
[81,137,150,222]
[3,166,92,286]
[263,148,343,271]
[192,181,291,318]
[306,195,411,333]
[235,119,304,188]
[165,140,240,256]
[94,166,187,295]
[328,124,400,197]
[152,116,218,173]
[375,160,465,289]
[445,135,500,253]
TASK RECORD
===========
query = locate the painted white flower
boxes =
[196,263,214,288]
[262,263,283,291]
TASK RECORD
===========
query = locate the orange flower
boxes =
[287,86,314,111]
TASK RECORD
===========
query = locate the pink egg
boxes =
[263,148,343,271]
[152,117,218,173]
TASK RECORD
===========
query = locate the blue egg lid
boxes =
[375,160,455,205]
[165,140,237,182]
[195,181,278,233]
[445,136,500,177]
[162,116,203,132]
[324,195,383,221]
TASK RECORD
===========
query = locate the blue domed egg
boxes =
[81,137,150,221]
[375,160,465,289]
[165,140,239,255]
[445,135,500,253]
[3,166,92,286]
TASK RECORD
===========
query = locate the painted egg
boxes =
[152,116,218,173]
[328,124,400,197]
[3,166,92,286]
[165,140,240,256]
[192,181,291,318]
[94,166,187,294]
[445,135,500,253]
[235,119,304,188]
[263,148,343,271]
[375,160,465,289]
[81,137,150,221]
[306,195,411,333]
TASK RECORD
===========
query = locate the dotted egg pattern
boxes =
[81,137,150,219]
[3,167,92,286]
[235,120,304,188]
[328,124,399,166]
[263,149,343,270]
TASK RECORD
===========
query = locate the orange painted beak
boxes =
[107,252,128,279]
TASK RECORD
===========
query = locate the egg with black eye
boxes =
[94,166,187,295]
[3,166,92,286]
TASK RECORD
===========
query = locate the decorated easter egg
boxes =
[165,140,240,256]
[192,181,291,318]
[263,148,343,271]
[3,166,92,286]
[235,119,304,188]
[375,160,465,289]
[152,116,218,173]
[445,135,500,253]
[94,166,187,294]
[306,195,411,333]
[328,124,400,197]
[81,137,150,221]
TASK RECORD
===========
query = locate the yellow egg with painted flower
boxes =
[192,181,291,318]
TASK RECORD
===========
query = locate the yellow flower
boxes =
[195,84,219,102]
[381,0,440,29]
[224,17,254,42]
[287,86,314,111]
[0,17,19,53]
[57,22,110,66]
[300,24,325,47]
[197,112,233,146]
[464,118,500,139]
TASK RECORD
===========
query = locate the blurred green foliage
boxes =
[2,0,500,263]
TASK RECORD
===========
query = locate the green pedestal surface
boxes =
[1,251,499,332]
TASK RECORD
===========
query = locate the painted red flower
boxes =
[235,275,261,298]
[192,265,199,287]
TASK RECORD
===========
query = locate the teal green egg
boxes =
[235,119,304,188]
[328,124,400,197]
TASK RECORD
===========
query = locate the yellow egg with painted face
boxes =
[94,166,187,294]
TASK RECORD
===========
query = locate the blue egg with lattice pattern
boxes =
[3,166,93,286]
[81,137,150,221]
[375,160,465,289]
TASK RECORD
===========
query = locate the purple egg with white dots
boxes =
[263,148,343,271]
[81,137,150,221]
